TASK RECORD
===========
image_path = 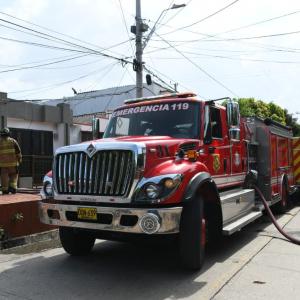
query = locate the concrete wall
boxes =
[0,93,74,152]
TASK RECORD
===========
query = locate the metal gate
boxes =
[19,155,53,187]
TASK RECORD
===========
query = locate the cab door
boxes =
[203,105,230,181]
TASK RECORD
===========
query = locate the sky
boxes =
[0,0,300,117]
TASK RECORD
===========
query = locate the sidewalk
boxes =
[214,205,300,299]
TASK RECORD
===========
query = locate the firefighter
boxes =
[0,128,22,194]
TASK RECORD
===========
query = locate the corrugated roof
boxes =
[33,83,169,116]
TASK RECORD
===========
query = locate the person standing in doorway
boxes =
[0,128,22,194]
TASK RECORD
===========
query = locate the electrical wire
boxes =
[154,32,238,97]
[148,51,300,64]
[0,53,77,68]
[145,64,207,99]
[144,65,176,92]
[214,9,300,37]
[39,57,107,70]
[150,28,300,43]
[103,66,128,112]
[84,62,119,91]
[0,54,90,74]
[0,10,126,56]
[146,9,300,58]
[0,34,132,64]
[0,17,131,57]
[159,8,300,38]
[118,0,135,56]
[9,61,120,97]
[160,0,241,36]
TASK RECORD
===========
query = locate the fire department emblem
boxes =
[212,154,221,172]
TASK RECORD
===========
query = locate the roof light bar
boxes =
[124,92,197,104]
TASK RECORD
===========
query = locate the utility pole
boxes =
[132,2,186,98]
[135,0,143,98]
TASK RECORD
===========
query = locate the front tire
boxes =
[179,197,205,270]
[59,227,95,256]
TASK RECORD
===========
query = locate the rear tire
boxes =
[59,227,95,256]
[179,197,205,270]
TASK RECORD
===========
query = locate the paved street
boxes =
[0,206,300,300]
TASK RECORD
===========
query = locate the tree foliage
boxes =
[233,98,300,136]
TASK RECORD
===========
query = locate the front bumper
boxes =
[39,201,182,234]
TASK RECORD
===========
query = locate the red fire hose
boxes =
[254,185,300,245]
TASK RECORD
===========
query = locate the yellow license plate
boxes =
[77,207,97,220]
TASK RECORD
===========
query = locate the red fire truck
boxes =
[40,92,298,270]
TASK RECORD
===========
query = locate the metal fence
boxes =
[19,155,53,186]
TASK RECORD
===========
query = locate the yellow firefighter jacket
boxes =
[0,137,22,168]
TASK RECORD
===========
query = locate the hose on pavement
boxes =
[254,185,300,245]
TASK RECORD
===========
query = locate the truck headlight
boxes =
[145,184,161,199]
[134,174,182,203]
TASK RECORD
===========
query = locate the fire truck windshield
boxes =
[104,101,200,139]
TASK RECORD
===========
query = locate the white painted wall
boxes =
[8,117,71,152]
[8,116,108,153]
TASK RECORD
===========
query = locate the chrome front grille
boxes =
[55,150,135,196]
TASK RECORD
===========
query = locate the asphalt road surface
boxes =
[1,206,300,300]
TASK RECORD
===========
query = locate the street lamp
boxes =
[143,3,186,50]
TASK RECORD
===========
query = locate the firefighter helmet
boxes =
[0,127,10,136]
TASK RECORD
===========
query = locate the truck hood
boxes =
[88,136,201,157]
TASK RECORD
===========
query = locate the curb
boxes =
[0,230,60,253]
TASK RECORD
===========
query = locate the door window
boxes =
[211,107,222,139]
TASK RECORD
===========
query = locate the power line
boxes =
[0,54,90,73]
[0,12,135,66]
[103,66,128,112]
[84,62,118,91]
[215,9,300,37]
[146,9,300,57]
[9,61,120,96]
[160,0,241,35]
[0,10,125,56]
[148,50,300,64]
[39,57,107,70]
[0,53,77,68]
[0,34,133,64]
[144,65,176,92]
[159,8,300,38]
[154,32,238,97]
[144,64,184,91]
[118,0,135,56]
[150,28,300,43]
[0,17,128,56]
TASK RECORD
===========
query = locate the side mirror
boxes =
[92,117,101,140]
[226,100,240,140]
[226,100,240,127]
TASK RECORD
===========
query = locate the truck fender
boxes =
[182,171,223,243]
[183,172,213,202]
